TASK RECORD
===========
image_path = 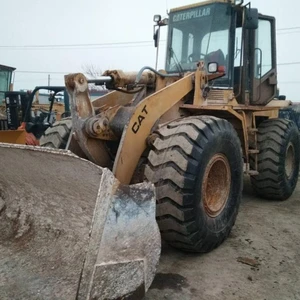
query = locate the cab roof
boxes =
[0,64,16,71]
[170,0,233,13]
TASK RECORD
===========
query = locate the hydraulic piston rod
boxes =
[87,76,113,85]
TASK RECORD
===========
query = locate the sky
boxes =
[1,0,300,100]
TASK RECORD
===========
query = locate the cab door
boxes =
[250,16,277,105]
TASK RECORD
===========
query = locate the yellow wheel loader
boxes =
[2,0,300,299]
[0,64,70,145]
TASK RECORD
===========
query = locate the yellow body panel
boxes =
[113,73,194,184]
[0,130,26,144]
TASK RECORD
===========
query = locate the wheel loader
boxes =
[0,86,70,145]
[1,0,300,299]
[0,64,71,144]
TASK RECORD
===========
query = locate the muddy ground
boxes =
[145,177,300,300]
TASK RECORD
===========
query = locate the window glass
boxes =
[166,3,232,87]
[170,28,183,63]
[188,33,194,58]
[0,70,11,102]
[201,29,229,60]
[255,20,272,78]
[234,27,242,67]
[0,71,10,91]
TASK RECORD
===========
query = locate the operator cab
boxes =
[0,64,15,102]
[156,1,277,106]
[166,3,231,88]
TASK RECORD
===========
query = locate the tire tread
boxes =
[250,118,300,200]
[145,116,243,252]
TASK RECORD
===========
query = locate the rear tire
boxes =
[250,118,300,200]
[145,116,243,252]
[40,118,72,149]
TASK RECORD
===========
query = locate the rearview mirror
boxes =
[153,29,159,48]
[208,62,218,73]
[245,8,258,30]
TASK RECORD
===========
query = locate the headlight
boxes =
[153,15,162,23]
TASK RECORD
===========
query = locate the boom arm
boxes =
[65,70,193,184]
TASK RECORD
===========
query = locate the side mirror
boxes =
[208,62,218,73]
[153,29,159,48]
[153,15,168,48]
[245,8,258,30]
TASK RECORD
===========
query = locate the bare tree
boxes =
[82,64,106,90]
[82,64,102,79]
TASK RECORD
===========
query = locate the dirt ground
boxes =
[145,176,300,300]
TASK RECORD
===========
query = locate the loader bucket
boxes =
[0,143,160,300]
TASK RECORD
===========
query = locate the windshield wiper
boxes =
[169,46,184,75]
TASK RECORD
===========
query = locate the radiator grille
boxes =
[207,90,226,104]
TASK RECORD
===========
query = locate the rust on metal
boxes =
[92,90,134,110]
[103,69,156,87]
[181,104,282,112]
[193,68,205,106]
[85,106,120,141]
[65,73,94,118]
[180,103,280,165]
[64,62,287,181]
[65,73,112,167]
[202,153,231,217]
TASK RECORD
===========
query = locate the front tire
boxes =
[40,118,72,149]
[250,118,300,200]
[145,116,243,252]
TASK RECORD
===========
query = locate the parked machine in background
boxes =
[0,65,70,144]
[0,64,15,99]
[1,1,300,299]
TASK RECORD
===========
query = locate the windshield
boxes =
[166,3,232,87]
[0,69,13,102]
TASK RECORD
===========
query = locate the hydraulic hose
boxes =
[135,66,180,84]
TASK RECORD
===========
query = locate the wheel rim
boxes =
[285,143,295,179]
[202,154,231,218]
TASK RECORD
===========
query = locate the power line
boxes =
[13,61,300,76]
[278,62,300,66]
[14,78,62,83]
[277,26,300,31]
[2,25,300,49]
[277,27,300,35]
[0,40,161,50]
[0,42,166,51]
[16,70,71,74]
[3,44,165,51]
[277,31,300,35]
[0,25,299,49]
[0,40,152,48]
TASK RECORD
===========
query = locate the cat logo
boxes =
[132,105,148,134]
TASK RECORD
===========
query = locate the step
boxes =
[248,170,259,176]
[248,149,259,154]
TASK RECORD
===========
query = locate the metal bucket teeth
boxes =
[0,143,160,300]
